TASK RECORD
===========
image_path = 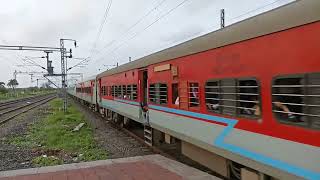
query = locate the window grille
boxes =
[111,86,115,97]
[101,86,104,96]
[116,86,121,97]
[132,84,138,100]
[149,84,156,103]
[272,73,320,129]
[126,85,132,99]
[122,85,126,98]
[205,78,260,119]
[189,83,200,107]
[149,83,167,104]
[103,86,107,96]
[205,81,221,113]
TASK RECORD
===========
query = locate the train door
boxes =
[98,78,102,103]
[138,69,149,124]
[91,81,94,104]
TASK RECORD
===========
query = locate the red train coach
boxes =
[71,1,320,180]
[75,77,96,106]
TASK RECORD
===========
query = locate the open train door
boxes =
[138,69,149,124]
[98,78,102,103]
[90,80,94,104]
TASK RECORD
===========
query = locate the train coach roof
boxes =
[77,75,96,84]
[97,0,320,79]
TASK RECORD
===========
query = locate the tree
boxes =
[7,79,19,93]
[0,82,7,94]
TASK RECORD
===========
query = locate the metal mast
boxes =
[60,39,67,112]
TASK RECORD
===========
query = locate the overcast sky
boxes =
[0,0,294,88]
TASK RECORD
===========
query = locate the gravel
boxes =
[0,98,153,172]
[0,103,51,171]
[72,99,154,159]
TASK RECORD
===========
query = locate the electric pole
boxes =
[60,39,67,112]
[221,9,225,28]
[60,38,77,112]
[0,40,77,113]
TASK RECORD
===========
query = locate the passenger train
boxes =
[68,1,320,179]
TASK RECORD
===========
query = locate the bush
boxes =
[0,87,8,94]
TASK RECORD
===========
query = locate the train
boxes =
[68,1,320,180]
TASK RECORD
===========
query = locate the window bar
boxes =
[273,110,320,118]
[304,74,312,127]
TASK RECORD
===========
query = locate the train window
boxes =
[111,86,115,97]
[159,84,168,104]
[205,81,221,113]
[172,83,179,106]
[189,83,199,107]
[237,79,260,118]
[126,85,132,99]
[122,85,126,98]
[221,79,237,116]
[132,84,138,100]
[205,78,261,119]
[117,86,122,98]
[272,73,320,129]
[101,86,104,96]
[84,87,90,94]
[149,83,167,105]
[149,84,156,103]
[114,86,118,97]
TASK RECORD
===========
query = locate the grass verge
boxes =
[0,89,55,102]
[9,99,107,167]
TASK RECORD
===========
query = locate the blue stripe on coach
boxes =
[148,105,320,180]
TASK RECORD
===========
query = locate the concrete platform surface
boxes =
[0,154,220,180]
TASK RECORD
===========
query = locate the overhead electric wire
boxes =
[229,0,287,22]
[67,57,90,71]
[93,0,191,65]
[91,0,168,59]
[97,0,289,65]
[89,0,113,58]
[23,57,46,70]
[149,0,289,54]
[86,0,291,72]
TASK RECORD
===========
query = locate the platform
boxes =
[0,154,220,180]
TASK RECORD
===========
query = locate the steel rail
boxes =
[0,95,56,125]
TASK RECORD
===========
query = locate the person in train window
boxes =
[206,103,219,110]
[190,83,199,107]
[175,97,179,105]
[273,101,299,121]
[243,103,261,116]
[273,78,303,122]
[241,96,261,116]
[172,84,179,106]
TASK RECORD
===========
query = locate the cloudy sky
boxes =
[0,0,294,87]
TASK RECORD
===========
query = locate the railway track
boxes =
[0,94,49,107]
[72,98,223,178]
[0,94,56,125]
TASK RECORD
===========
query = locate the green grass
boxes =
[9,99,107,166]
[32,156,64,166]
[0,89,55,102]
